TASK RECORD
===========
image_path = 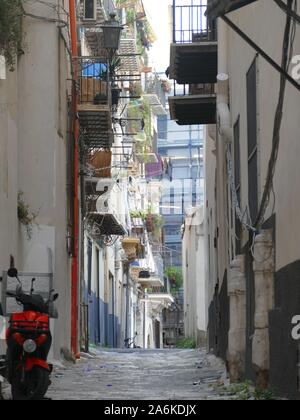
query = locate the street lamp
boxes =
[102,13,124,54]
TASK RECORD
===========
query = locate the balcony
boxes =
[129,266,165,288]
[87,150,112,178]
[84,178,127,236]
[146,289,175,309]
[138,276,165,289]
[168,83,216,125]
[122,237,142,262]
[169,1,218,85]
[87,212,127,236]
[76,57,113,149]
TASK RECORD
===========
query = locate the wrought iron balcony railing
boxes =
[173,82,215,97]
[75,57,114,149]
[76,57,110,107]
[172,0,216,43]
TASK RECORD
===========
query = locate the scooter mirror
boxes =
[16,285,22,296]
[7,268,18,278]
[52,293,59,302]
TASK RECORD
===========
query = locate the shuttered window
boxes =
[88,239,92,295]
[234,117,242,254]
[247,59,258,224]
[84,0,96,20]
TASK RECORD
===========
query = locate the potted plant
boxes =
[93,93,108,105]
[111,83,122,107]
[146,215,154,233]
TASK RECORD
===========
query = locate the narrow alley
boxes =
[47,349,226,401]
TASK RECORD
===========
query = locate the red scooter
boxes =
[0,267,58,400]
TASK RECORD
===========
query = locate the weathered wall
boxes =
[183,206,207,345]
[16,2,72,359]
[0,66,19,355]
[206,0,300,396]
[0,1,72,359]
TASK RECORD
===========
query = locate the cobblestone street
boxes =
[46,349,226,401]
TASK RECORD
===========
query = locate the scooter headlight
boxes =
[23,339,37,354]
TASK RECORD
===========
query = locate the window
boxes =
[84,0,96,20]
[247,59,259,224]
[87,239,92,295]
[234,117,242,254]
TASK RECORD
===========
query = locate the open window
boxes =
[84,0,96,20]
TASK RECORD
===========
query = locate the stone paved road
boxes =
[47,349,227,401]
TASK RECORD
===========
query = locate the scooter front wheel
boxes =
[12,366,50,401]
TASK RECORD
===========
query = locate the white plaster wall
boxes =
[182,207,207,342]
[226,0,300,270]
[204,126,218,315]
[0,65,19,355]
[16,1,72,358]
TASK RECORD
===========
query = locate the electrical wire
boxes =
[255,0,297,229]
[226,145,257,233]
[273,0,300,25]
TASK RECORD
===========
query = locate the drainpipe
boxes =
[216,19,231,142]
[216,19,246,380]
[69,0,79,356]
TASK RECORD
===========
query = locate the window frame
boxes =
[83,0,97,21]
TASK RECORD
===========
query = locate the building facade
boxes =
[0,1,174,386]
[0,0,72,360]
[158,116,204,267]
[169,0,300,399]
[182,206,207,346]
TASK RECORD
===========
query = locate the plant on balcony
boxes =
[161,79,172,94]
[146,214,163,237]
[100,57,122,81]
[130,210,147,220]
[18,192,39,240]
[165,266,183,292]
[0,0,24,71]
[93,93,108,105]
[129,82,143,98]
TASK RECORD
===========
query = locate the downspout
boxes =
[217,19,231,143]
[215,19,231,286]
[69,0,79,356]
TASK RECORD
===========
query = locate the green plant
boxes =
[215,381,277,400]
[100,57,122,81]
[126,9,136,26]
[129,82,143,97]
[18,192,39,240]
[0,0,24,71]
[165,267,183,291]
[130,210,147,220]
[177,337,197,349]
[254,387,276,401]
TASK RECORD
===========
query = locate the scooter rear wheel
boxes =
[12,366,50,401]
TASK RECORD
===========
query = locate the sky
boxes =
[142,0,173,73]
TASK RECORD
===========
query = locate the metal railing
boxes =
[76,57,110,106]
[172,0,216,43]
[172,81,215,97]
[102,0,116,17]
